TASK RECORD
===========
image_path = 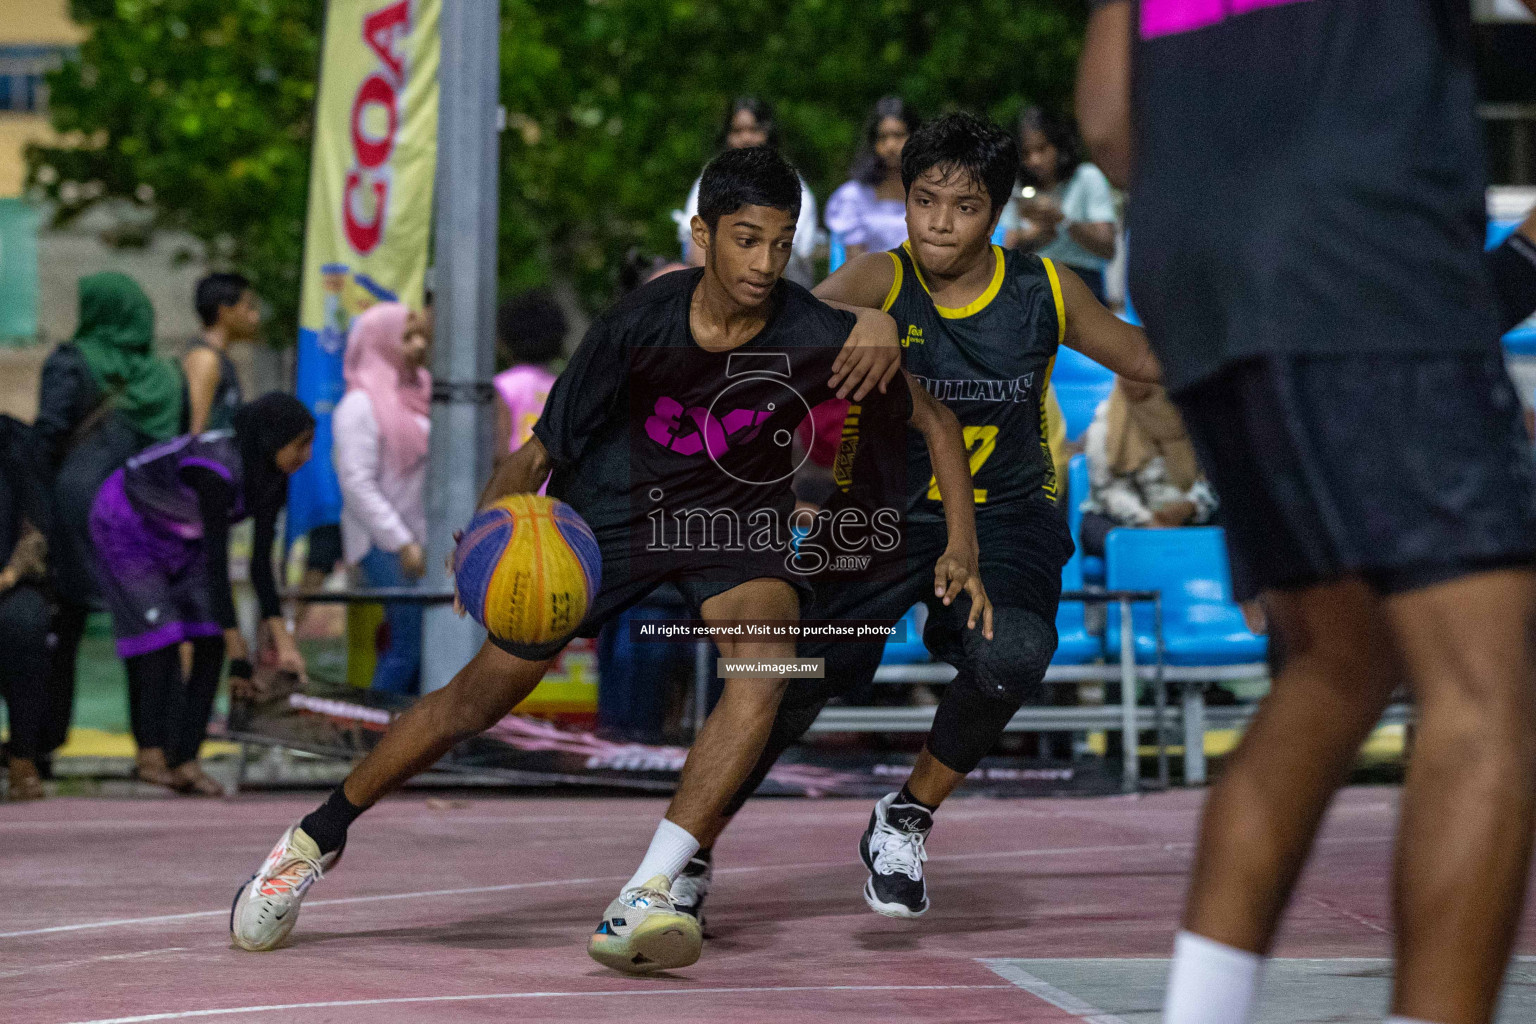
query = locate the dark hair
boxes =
[851,96,920,186]
[717,96,779,150]
[900,112,1019,218]
[195,272,251,328]
[697,146,803,233]
[1018,106,1083,188]
[496,290,567,365]
[233,392,314,516]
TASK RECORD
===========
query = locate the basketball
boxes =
[452,494,602,649]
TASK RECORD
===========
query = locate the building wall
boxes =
[0,0,83,197]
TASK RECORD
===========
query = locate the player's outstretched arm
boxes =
[906,372,994,639]
[1076,0,1134,190]
[817,251,903,400]
[1057,263,1162,384]
[476,436,552,510]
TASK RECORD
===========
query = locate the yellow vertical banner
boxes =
[289,0,440,542]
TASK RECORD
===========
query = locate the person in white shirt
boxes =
[332,302,431,695]
[677,96,820,286]
[1079,377,1216,557]
[1001,106,1118,301]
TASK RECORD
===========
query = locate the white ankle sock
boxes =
[622,819,700,893]
[1163,930,1265,1024]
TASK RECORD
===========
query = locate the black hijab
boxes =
[232,392,314,518]
[0,416,40,564]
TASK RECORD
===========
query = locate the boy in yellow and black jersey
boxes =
[679,114,1160,924]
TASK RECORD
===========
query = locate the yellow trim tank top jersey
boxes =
[884,243,1066,520]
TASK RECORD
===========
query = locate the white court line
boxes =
[0,947,190,980]
[0,804,1070,834]
[56,984,1016,1024]
[1,833,1391,942]
[0,874,627,940]
[978,959,1133,1024]
[0,815,650,832]
[1302,894,1390,935]
[0,840,1185,940]
[978,957,1536,1022]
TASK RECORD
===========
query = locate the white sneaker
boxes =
[587,874,702,974]
[670,853,712,933]
[230,826,341,951]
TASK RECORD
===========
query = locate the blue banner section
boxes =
[287,325,346,547]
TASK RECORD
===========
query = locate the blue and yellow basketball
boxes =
[452,494,602,649]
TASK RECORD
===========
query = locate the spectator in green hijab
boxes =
[69,272,183,442]
[33,272,185,778]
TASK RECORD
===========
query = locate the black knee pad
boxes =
[955,605,1057,705]
[927,606,1058,775]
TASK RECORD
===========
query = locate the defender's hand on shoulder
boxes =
[830,307,901,400]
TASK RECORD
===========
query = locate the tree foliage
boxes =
[32,0,322,344]
[32,0,1085,341]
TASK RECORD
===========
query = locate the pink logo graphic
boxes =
[1140,0,1315,40]
[644,396,774,457]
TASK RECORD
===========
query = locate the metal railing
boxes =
[282,586,1281,792]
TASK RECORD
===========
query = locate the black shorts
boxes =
[305,523,343,573]
[488,534,814,661]
[1175,352,1536,602]
[793,497,1073,701]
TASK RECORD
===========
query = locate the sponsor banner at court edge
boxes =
[288,0,441,544]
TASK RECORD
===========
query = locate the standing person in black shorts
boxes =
[1079,2,1536,1022]
[228,146,990,975]
[677,113,1160,925]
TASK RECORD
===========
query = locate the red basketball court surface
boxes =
[4,787,1534,1023]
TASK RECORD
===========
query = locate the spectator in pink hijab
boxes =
[332,302,431,694]
[492,291,567,478]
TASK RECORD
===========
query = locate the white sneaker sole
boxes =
[229,878,299,952]
[863,876,928,919]
[587,911,702,974]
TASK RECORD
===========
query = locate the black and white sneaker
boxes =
[671,851,712,934]
[858,792,931,918]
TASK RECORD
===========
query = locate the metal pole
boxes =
[1183,684,1207,786]
[693,641,712,738]
[1119,596,1137,793]
[421,0,499,691]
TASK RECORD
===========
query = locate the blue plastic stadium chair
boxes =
[1053,547,1101,664]
[828,231,846,274]
[1104,527,1267,666]
[1505,324,1536,357]
[1067,453,1105,584]
[879,604,930,665]
[1051,347,1115,441]
[991,222,1007,247]
[1489,220,1520,250]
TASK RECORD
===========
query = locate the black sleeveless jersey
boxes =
[883,242,1065,522]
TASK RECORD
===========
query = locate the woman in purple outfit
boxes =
[88,393,314,794]
[824,96,919,262]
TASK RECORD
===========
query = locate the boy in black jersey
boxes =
[228,146,989,975]
[1080,3,1536,1022]
[676,114,1160,924]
